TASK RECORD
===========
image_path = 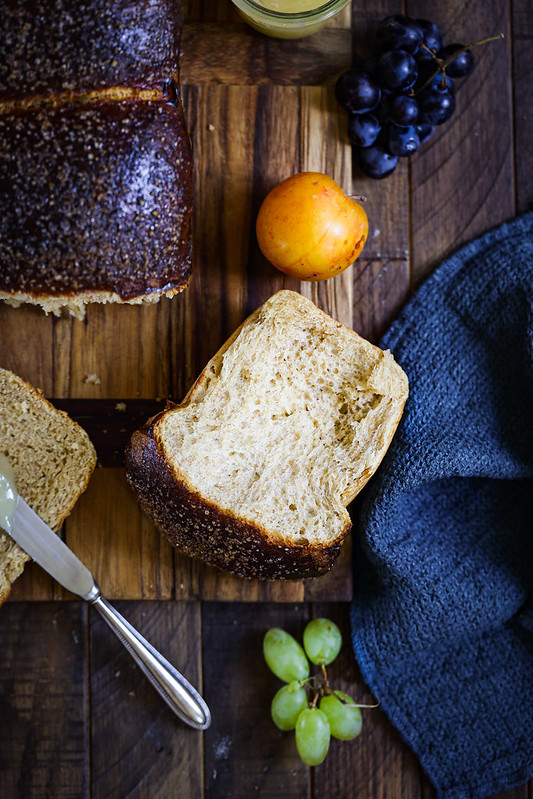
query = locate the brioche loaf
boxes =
[126,290,409,580]
[0,368,97,604]
[0,0,192,319]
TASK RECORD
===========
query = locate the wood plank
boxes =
[299,82,353,327]
[12,467,174,602]
[52,398,167,466]
[65,468,174,600]
[202,602,309,798]
[351,257,410,344]
[0,304,56,395]
[182,0,238,23]
[312,603,422,799]
[67,299,174,400]
[409,0,514,283]
[7,557,57,602]
[90,601,203,799]
[0,602,88,799]
[181,23,352,87]
[348,0,411,262]
[512,0,533,212]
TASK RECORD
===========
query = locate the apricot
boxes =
[256,172,368,281]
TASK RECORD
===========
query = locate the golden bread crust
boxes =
[126,418,349,580]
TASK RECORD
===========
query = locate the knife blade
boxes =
[12,496,95,599]
[9,495,211,730]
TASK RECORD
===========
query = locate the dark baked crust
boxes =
[0,0,183,102]
[0,0,192,304]
[125,413,350,580]
[0,101,192,299]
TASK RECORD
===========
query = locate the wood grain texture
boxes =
[312,602,422,799]
[65,468,174,600]
[90,601,203,799]
[513,0,533,213]
[181,23,352,86]
[409,0,515,282]
[202,602,309,798]
[0,602,88,799]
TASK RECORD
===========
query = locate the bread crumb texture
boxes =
[0,368,97,604]
[127,291,408,579]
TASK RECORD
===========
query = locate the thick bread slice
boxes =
[126,290,409,580]
[0,369,97,604]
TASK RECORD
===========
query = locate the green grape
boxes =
[263,628,310,683]
[271,681,308,730]
[319,691,362,740]
[295,707,331,766]
[303,618,342,665]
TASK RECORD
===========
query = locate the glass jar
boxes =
[230,0,352,39]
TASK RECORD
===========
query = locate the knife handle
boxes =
[89,592,211,730]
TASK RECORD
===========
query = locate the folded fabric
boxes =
[351,211,533,799]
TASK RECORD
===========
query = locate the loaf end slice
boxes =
[126,290,409,580]
[0,368,97,604]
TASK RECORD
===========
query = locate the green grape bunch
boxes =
[263,618,374,767]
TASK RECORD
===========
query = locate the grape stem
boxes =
[414,32,504,95]
[350,699,381,709]
[348,194,367,202]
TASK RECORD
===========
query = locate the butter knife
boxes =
[10,495,211,731]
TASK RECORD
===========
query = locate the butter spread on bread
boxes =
[126,291,409,580]
[0,0,192,319]
[0,368,96,604]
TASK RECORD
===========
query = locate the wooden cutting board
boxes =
[3,4,358,603]
[2,0,516,604]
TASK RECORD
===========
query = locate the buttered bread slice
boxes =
[126,290,409,580]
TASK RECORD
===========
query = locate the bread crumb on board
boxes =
[83,373,101,385]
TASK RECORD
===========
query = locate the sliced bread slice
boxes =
[126,290,409,580]
[0,368,97,603]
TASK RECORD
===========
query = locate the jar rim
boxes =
[232,0,350,21]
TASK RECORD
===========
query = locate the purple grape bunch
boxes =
[335,15,499,179]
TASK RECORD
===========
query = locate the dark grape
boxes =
[388,94,419,126]
[418,84,456,125]
[335,68,381,114]
[358,145,398,179]
[438,44,474,77]
[376,50,418,91]
[415,19,444,52]
[334,14,496,179]
[429,71,455,92]
[347,113,381,147]
[415,61,455,92]
[376,15,423,55]
[387,123,420,156]
[415,122,435,143]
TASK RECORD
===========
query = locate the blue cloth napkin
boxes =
[351,211,533,799]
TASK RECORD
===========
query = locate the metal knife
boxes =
[10,495,211,731]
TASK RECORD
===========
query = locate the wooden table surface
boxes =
[1,1,531,797]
